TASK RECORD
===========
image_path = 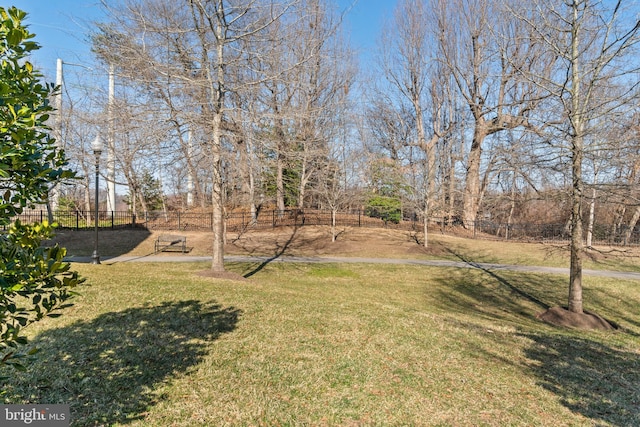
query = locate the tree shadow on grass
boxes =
[522,333,640,427]
[446,248,552,309]
[242,225,301,278]
[429,251,561,327]
[2,300,241,426]
[436,248,640,334]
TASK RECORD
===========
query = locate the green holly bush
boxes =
[1,6,83,371]
[365,195,402,224]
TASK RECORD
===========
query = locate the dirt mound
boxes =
[537,306,616,331]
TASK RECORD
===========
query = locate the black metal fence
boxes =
[7,209,640,246]
[6,209,403,231]
[472,220,640,246]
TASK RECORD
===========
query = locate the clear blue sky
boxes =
[2,0,397,82]
[3,0,104,79]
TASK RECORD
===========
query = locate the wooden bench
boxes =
[154,234,187,253]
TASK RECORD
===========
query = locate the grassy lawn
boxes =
[2,251,640,426]
[432,235,640,272]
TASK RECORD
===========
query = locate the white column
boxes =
[50,58,64,212]
[106,63,117,213]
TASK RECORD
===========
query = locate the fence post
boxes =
[132,213,136,228]
[358,210,361,227]
[111,211,114,230]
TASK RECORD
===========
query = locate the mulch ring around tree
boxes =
[537,306,617,331]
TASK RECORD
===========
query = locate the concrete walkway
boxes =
[63,254,640,281]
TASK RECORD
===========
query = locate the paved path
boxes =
[64,254,640,281]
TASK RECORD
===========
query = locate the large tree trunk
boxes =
[211,111,225,272]
[210,13,226,273]
[568,12,584,314]
[623,205,640,245]
[568,152,584,314]
[463,124,485,228]
[298,157,308,209]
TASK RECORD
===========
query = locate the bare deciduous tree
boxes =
[95,0,297,272]
[371,0,457,247]
[254,0,354,213]
[516,0,640,314]
[432,0,547,228]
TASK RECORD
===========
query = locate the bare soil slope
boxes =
[51,226,445,259]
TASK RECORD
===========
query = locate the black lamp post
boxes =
[91,135,103,264]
